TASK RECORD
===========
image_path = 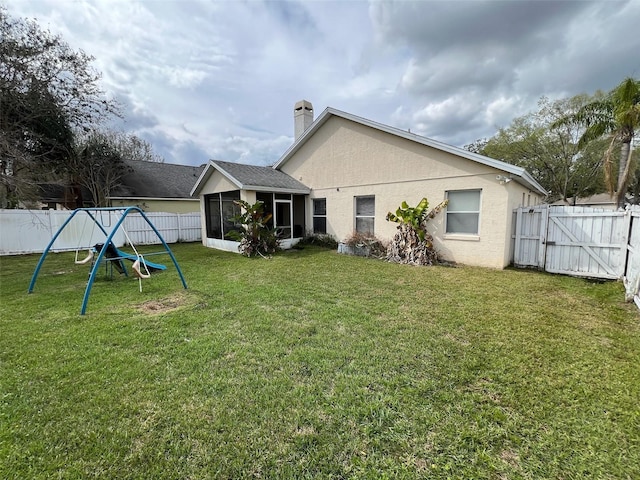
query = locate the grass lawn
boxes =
[1,242,639,479]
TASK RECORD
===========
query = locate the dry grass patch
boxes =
[136,292,190,314]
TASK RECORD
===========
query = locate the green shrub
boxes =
[300,233,339,249]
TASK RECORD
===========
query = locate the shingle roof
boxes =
[111,160,206,199]
[191,160,310,196]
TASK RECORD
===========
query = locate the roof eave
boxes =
[109,196,199,201]
[243,185,310,195]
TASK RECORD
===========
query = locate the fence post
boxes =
[514,207,523,266]
[623,209,632,278]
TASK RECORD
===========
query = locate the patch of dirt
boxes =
[500,448,520,468]
[137,293,188,314]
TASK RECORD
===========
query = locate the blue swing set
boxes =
[28,207,187,315]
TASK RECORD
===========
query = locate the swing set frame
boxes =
[28,207,188,315]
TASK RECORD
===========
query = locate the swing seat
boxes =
[75,249,94,265]
[132,258,151,279]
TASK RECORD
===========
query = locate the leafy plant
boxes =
[386,197,448,265]
[226,200,279,257]
[386,198,432,240]
[300,233,339,249]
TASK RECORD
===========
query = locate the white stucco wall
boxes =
[280,116,542,269]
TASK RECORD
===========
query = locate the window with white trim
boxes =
[355,196,375,235]
[446,190,481,235]
[313,198,326,234]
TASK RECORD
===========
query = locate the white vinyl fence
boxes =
[512,205,640,308]
[0,209,201,256]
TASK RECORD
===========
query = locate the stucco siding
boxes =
[198,171,239,196]
[282,115,536,269]
[282,117,492,189]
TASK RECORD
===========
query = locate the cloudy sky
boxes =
[10,0,640,167]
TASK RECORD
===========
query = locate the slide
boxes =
[113,246,167,271]
[94,243,167,272]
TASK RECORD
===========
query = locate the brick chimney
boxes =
[294,100,313,140]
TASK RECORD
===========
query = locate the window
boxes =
[313,198,326,234]
[355,196,375,235]
[446,190,481,235]
[205,190,241,239]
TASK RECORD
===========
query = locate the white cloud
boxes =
[8,0,640,164]
[159,66,208,89]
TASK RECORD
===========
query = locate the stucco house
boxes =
[191,100,546,268]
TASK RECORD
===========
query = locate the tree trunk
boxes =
[616,141,632,208]
[386,224,439,266]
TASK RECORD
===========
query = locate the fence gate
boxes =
[513,206,629,280]
[545,207,628,279]
[513,205,548,269]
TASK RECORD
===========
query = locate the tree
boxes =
[470,95,607,203]
[106,131,164,163]
[48,130,162,208]
[0,7,119,207]
[70,132,129,207]
[227,200,279,258]
[0,83,75,206]
[553,77,640,208]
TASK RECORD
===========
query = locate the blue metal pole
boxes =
[79,207,188,315]
[133,207,188,289]
[80,211,130,315]
[28,208,82,293]
[28,206,188,315]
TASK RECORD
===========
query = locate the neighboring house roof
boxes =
[191,159,311,196]
[273,107,547,196]
[553,193,618,207]
[37,183,93,206]
[111,160,205,199]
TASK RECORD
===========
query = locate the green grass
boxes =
[1,243,639,479]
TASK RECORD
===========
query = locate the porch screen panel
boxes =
[221,191,241,239]
[206,195,222,239]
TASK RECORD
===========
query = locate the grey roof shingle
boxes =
[207,160,309,193]
[111,160,206,199]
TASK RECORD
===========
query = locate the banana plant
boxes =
[386,197,448,266]
[386,197,447,241]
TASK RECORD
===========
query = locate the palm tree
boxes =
[555,77,640,208]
